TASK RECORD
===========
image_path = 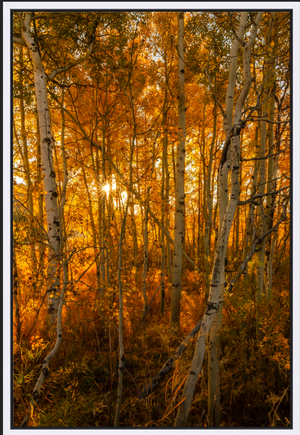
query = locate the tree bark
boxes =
[170,12,186,327]
[208,12,248,427]
[21,12,61,322]
[21,261,68,426]
[175,13,263,427]
[114,196,129,427]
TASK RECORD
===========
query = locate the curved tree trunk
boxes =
[208,12,248,426]
[175,13,263,426]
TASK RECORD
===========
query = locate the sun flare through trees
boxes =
[13,10,290,428]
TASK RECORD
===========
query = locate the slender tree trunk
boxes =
[114,196,129,427]
[19,46,37,277]
[35,112,45,276]
[164,126,172,284]
[175,13,263,427]
[196,170,202,265]
[58,87,68,253]
[243,127,259,286]
[101,127,107,286]
[170,12,186,327]
[81,165,99,275]
[208,13,248,427]
[256,116,267,304]
[160,153,166,314]
[21,260,68,426]
[13,249,22,344]
[142,190,150,320]
[21,13,61,322]
[256,13,277,306]
[265,13,278,301]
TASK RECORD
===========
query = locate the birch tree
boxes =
[174,12,263,426]
[170,12,186,327]
[12,11,290,428]
[14,12,98,321]
[207,12,248,426]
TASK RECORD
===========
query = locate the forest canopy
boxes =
[12,10,290,428]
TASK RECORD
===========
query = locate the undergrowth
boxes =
[13,265,290,427]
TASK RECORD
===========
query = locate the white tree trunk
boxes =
[21,261,68,426]
[175,13,263,426]
[170,12,186,327]
[208,12,248,426]
[21,13,61,321]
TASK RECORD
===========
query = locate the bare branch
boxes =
[238,185,290,206]
[47,18,99,81]
[248,116,289,125]
[50,93,200,272]
[205,55,225,117]
[47,43,95,81]
[241,144,289,162]
[137,317,203,399]
[13,37,26,46]
[15,12,24,24]
[228,12,246,46]
[226,199,288,292]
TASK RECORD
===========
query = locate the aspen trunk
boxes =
[265,13,278,301]
[204,101,217,305]
[21,13,61,322]
[243,127,259,285]
[160,83,169,311]
[115,80,137,425]
[176,13,263,426]
[101,128,107,286]
[196,170,202,265]
[257,13,279,306]
[114,196,129,427]
[256,116,267,304]
[202,103,210,304]
[142,190,150,319]
[160,158,166,314]
[93,144,104,297]
[19,46,37,278]
[21,261,68,426]
[208,12,248,426]
[35,112,45,274]
[13,250,22,344]
[81,165,100,288]
[164,126,172,284]
[170,12,186,327]
[58,88,68,254]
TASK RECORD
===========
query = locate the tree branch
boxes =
[47,19,99,81]
[238,185,289,206]
[241,144,289,162]
[137,318,203,399]
[248,117,289,125]
[48,94,200,272]
[226,199,288,292]
[13,37,26,46]
[228,12,246,46]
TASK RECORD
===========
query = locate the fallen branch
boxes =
[137,318,203,399]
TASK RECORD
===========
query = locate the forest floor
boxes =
[13,263,290,428]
